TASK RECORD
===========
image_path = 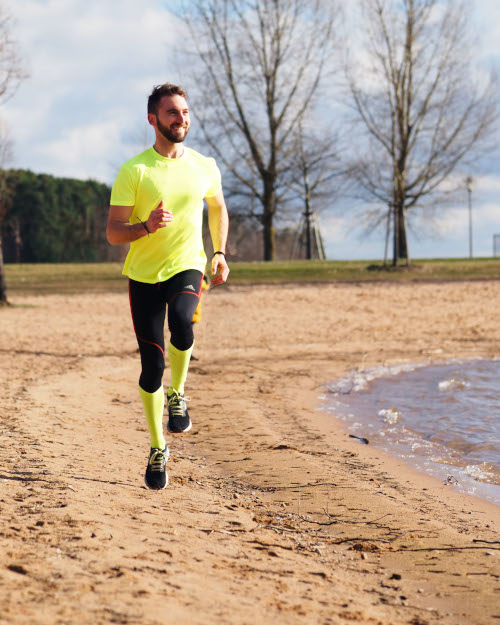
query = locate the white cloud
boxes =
[428,207,468,236]
[36,118,123,180]
[476,202,500,226]
[474,174,500,193]
[3,0,183,181]
[471,0,500,63]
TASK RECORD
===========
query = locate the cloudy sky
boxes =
[2,0,500,260]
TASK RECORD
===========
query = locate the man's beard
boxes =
[156,116,189,143]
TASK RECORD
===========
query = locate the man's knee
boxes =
[170,324,194,351]
[169,299,197,350]
[139,345,165,392]
[139,361,165,393]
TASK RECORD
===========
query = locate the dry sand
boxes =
[0,280,499,625]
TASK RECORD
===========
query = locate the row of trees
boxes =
[1,170,115,264]
[176,0,498,264]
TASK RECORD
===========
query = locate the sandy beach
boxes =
[0,280,499,625]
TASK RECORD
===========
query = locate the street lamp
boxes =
[466,176,473,258]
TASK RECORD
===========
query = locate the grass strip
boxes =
[3,258,500,295]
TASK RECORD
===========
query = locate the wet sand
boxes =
[0,280,499,625]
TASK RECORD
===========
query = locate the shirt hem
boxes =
[123,263,206,284]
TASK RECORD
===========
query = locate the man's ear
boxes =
[147,113,156,127]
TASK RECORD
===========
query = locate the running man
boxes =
[106,83,229,490]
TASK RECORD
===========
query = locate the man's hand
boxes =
[146,200,173,233]
[210,253,230,286]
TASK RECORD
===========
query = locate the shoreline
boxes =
[319,358,500,508]
[0,282,499,624]
[314,379,500,517]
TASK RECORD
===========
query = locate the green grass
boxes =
[229,258,500,284]
[3,258,500,295]
[4,263,127,294]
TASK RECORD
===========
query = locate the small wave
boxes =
[378,408,401,425]
[327,362,428,395]
[464,463,500,486]
[438,378,470,391]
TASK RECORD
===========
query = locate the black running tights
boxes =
[128,269,203,393]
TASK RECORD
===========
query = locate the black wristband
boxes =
[140,219,150,236]
[213,251,225,258]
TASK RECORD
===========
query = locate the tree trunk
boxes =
[392,202,409,266]
[0,234,9,305]
[384,204,392,265]
[12,217,21,263]
[262,177,276,261]
[398,204,409,264]
[263,209,275,261]
[304,169,313,260]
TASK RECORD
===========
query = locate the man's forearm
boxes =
[208,203,229,253]
[106,220,149,245]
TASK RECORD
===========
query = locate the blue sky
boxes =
[2,0,500,261]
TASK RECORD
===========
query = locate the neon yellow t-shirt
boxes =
[110,146,221,283]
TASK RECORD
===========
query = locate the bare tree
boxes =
[175,0,339,260]
[345,0,498,266]
[0,3,27,304]
[284,123,347,259]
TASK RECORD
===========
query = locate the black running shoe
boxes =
[144,446,169,490]
[167,390,192,433]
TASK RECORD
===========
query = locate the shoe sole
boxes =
[167,421,192,433]
[144,473,168,490]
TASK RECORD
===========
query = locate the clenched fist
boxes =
[145,200,173,233]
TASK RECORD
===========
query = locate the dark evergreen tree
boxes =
[2,170,112,263]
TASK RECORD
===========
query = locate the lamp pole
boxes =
[466,176,473,259]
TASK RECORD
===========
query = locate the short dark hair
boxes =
[147,83,188,115]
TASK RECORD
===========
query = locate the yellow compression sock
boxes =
[138,385,165,450]
[168,341,193,396]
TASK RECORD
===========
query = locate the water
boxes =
[323,358,500,507]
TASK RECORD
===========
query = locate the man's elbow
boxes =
[106,225,119,245]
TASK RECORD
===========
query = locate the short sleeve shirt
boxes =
[110,146,222,283]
